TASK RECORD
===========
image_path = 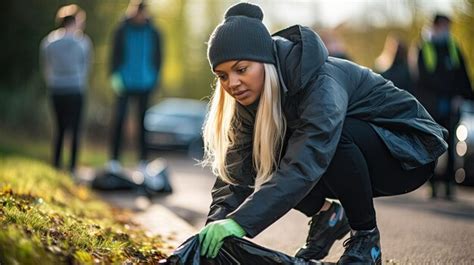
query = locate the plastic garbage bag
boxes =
[159,235,334,265]
[92,158,172,195]
[91,169,140,191]
[141,158,173,194]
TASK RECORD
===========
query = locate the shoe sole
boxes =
[336,258,381,265]
[334,261,382,265]
[298,222,351,260]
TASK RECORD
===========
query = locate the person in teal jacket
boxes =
[109,0,162,170]
[199,3,447,264]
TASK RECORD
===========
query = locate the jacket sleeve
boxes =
[227,76,348,237]
[111,24,124,74]
[80,35,93,80]
[206,178,254,224]
[417,46,430,91]
[153,28,163,76]
[205,104,256,224]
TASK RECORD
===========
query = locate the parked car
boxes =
[144,97,208,158]
[454,100,474,186]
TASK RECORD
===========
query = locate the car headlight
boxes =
[456,124,468,142]
[456,141,467,157]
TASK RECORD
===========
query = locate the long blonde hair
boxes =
[202,63,286,187]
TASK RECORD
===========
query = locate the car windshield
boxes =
[149,98,207,118]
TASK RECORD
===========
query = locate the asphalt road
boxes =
[94,151,474,265]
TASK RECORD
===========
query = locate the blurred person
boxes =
[375,34,413,94]
[40,4,93,175]
[198,3,447,264]
[320,29,351,60]
[108,0,163,171]
[417,14,473,200]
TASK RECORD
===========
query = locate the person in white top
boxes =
[40,4,93,175]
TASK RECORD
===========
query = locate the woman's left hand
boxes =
[198,219,246,259]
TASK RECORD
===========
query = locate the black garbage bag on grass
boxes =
[159,235,333,265]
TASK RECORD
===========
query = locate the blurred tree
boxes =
[0,0,117,137]
[0,1,55,86]
[181,0,226,100]
[452,0,474,88]
[0,0,471,141]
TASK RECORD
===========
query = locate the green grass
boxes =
[0,156,170,264]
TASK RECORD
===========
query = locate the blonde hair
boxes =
[202,63,286,187]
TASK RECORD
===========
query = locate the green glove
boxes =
[199,219,246,259]
[110,72,124,94]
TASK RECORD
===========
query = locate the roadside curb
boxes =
[134,204,197,255]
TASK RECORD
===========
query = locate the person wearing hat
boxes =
[198,2,447,264]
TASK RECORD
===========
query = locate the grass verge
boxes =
[0,156,170,264]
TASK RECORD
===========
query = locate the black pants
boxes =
[294,118,435,230]
[111,91,150,161]
[51,93,83,171]
[429,111,458,197]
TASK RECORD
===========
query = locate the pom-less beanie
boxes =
[207,2,275,70]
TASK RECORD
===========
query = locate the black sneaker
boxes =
[295,201,350,260]
[337,227,382,265]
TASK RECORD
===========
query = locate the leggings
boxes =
[111,91,150,161]
[294,118,435,230]
[51,93,83,171]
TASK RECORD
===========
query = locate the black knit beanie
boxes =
[207,2,275,70]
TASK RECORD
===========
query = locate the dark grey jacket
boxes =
[206,25,448,238]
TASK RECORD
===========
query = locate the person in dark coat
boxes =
[375,34,414,94]
[417,14,473,200]
[108,0,163,171]
[199,3,448,264]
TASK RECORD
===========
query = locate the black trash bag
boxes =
[159,235,334,265]
[91,158,172,195]
[142,158,173,194]
[91,169,140,191]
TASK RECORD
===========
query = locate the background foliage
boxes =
[0,0,472,141]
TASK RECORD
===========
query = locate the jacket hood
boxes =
[272,25,328,95]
